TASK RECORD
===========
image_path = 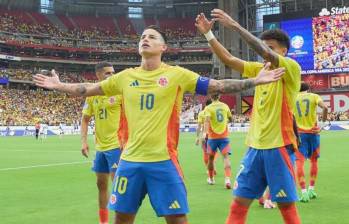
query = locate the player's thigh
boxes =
[309,134,320,159]
[233,148,267,200]
[109,160,147,214]
[114,212,136,224]
[104,148,122,173]
[92,151,109,173]
[164,214,188,224]
[96,172,110,189]
[207,139,219,155]
[299,133,311,158]
[217,138,231,155]
[145,160,189,217]
[264,145,298,203]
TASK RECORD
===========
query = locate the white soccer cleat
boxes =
[207,177,215,185]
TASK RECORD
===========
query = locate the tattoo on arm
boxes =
[220,79,255,94]
[77,84,87,95]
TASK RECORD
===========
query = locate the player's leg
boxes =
[109,160,147,223]
[308,134,320,199]
[219,138,232,189]
[114,212,136,224]
[296,133,310,202]
[146,160,189,222]
[227,148,267,224]
[206,139,218,184]
[265,145,301,224]
[201,138,209,167]
[96,173,110,224]
[164,214,188,224]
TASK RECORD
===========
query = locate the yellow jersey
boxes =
[294,92,322,133]
[242,55,301,149]
[204,101,232,139]
[100,63,202,162]
[82,95,122,151]
[197,110,206,125]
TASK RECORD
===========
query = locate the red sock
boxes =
[310,158,318,187]
[296,158,306,189]
[99,208,108,224]
[279,204,301,224]
[224,167,231,178]
[226,200,249,224]
[208,169,214,178]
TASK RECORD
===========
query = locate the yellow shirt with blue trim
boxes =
[82,95,122,151]
[204,101,232,139]
[242,55,301,149]
[294,92,322,133]
[100,63,202,162]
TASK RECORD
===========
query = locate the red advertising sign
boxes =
[242,92,349,113]
[329,73,349,88]
[301,74,329,90]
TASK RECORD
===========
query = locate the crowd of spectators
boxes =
[322,111,349,121]
[0,88,83,126]
[313,14,349,69]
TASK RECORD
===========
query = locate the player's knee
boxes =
[96,178,108,191]
[114,212,136,224]
[164,214,187,224]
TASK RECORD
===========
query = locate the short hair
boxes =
[144,25,167,44]
[260,29,290,51]
[300,82,310,92]
[205,99,212,106]
[211,93,220,100]
[95,62,113,73]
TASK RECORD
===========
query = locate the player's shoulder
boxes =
[281,56,301,71]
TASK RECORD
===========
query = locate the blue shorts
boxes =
[108,159,189,217]
[233,145,298,203]
[298,133,320,159]
[92,148,121,173]
[207,138,231,155]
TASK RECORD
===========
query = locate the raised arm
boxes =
[195,13,245,73]
[33,70,104,97]
[208,62,284,94]
[210,9,279,67]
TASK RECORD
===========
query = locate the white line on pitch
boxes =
[0,161,90,171]
[0,150,78,153]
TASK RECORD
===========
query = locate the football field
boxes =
[0,131,348,224]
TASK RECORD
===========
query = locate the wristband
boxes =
[204,30,215,41]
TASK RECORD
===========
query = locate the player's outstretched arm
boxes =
[208,62,284,94]
[33,69,104,97]
[195,13,245,73]
[210,9,279,67]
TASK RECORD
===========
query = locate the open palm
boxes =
[33,70,61,90]
[195,13,214,34]
[255,62,285,85]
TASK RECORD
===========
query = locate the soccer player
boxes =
[204,93,233,188]
[294,82,328,202]
[35,122,40,140]
[80,62,122,224]
[195,99,212,170]
[34,25,285,224]
[196,10,301,224]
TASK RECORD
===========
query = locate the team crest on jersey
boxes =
[157,76,169,87]
[109,96,116,104]
[110,194,117,204]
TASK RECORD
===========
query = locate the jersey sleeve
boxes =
[178,66,209,95]
[82,97,93,116]
[315,94,323,105]
[100,71,126,96]
[278,55,301,90]
[242,61,264,78]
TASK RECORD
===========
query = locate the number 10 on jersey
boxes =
[140,94,155,110]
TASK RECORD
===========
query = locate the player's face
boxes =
[96,66,114,81]
[138,29,167,57]
[263,39,288,57]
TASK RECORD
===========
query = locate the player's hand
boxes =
[211,9,239,29]
[81,143,89,158]
[33,69,61,90]
[318,121,330,131]
[254,62,285,85]
[195,13,214,34]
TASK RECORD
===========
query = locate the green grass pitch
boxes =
[0,131,348,224]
